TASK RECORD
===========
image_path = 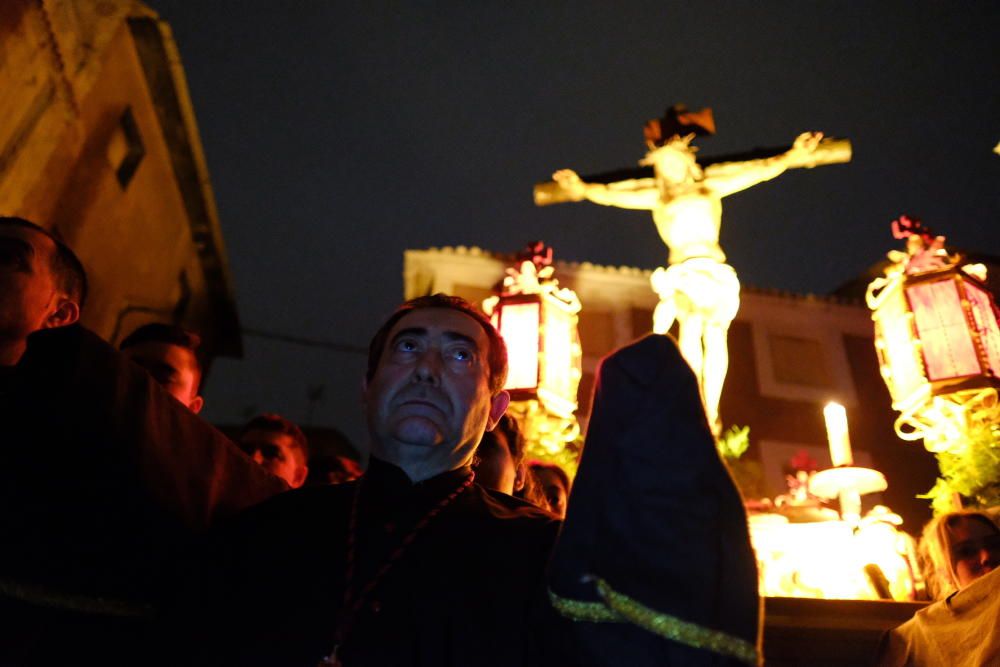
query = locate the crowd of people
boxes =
[1,214,996,666]
[117,317,568,512]
[0,215,761,666]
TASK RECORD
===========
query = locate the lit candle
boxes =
[823,402,853,467]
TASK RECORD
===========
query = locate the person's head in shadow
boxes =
[920,510,1000,599]
[120,323,204,413]
[520,460,571,518]
[0,217,86,366]
[473,413,527,496]
[307,454,362,486]
[238,413,310,488]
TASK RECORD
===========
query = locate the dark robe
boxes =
[0,325,287,664]
[548,334,760,666]
[184,457,565,666]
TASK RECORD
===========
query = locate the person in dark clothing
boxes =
[185,294,566,666]
[185,294,760,667]
[193,457,560,666]
[548,333,760,666]
[0,217,287,665]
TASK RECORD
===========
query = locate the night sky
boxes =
[150,1,999,449]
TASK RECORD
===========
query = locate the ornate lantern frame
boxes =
[483,243,583,469]
[868,218,1000,454]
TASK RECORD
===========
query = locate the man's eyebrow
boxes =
[390,327,478,347]
[390,327,429,344]
[0,237,35,255]
[441,331,478,346]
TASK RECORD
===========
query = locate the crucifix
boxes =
[536,105,851,436]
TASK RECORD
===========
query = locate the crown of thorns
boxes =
[644,104,715,148]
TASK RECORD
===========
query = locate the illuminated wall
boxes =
[0,1,241,361]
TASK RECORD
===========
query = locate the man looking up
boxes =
[120,323,205,413]
[0,216,85,366]
[188,295,564,666]
[238,413,310,488]
[363,296,511,480]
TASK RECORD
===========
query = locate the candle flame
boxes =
[823,402,853,468]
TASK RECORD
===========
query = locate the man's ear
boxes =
[486,390,510,431]
[188,395,205,415]
[291,465,309,489]
[513,462,527,493]
[43,298,79,329]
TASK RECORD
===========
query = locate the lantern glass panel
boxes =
[907,280,980,381]
[878,290,924,402]
[498,301,541,391]
[963,281,1000,375]
[541,306,574,402]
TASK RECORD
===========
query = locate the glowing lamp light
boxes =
[907,275,1000,382]
[749,515,916,600]
[871,264,1000,416]
[823,402,853,468]
[490,291,581,417]
[493,297,542,393]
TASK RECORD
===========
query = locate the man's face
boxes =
[0,226,75,361]
[239,429,308,488]
[365,308,508,475]
[122,341,204,413]
[950,517,1000,589]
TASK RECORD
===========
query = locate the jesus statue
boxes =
[549,105,840,436]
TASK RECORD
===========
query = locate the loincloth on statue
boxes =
[651,258,740,324]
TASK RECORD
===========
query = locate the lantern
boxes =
[483,242,582,471]
[867,217,1000,452]
[873,265,1000,409]
[492,294,543,396]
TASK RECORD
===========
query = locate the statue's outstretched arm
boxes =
[705,131,823,197]
[552,169,658,211]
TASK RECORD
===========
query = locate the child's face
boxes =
[949,517,1000,589]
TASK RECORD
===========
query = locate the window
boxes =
[768,334,833,388]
